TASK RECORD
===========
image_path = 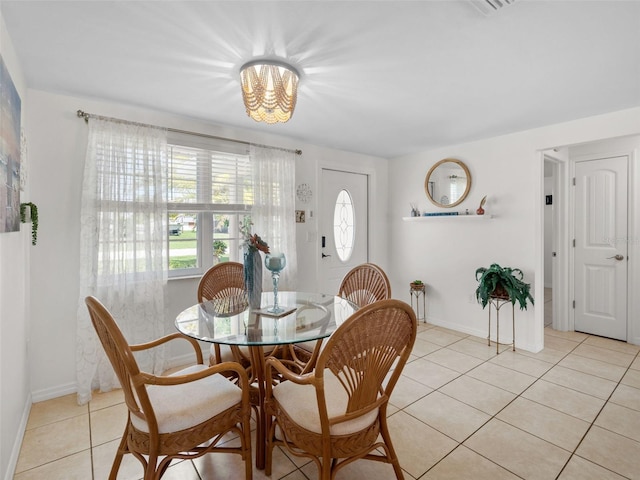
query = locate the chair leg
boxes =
[243,414,253,480]
[109,425,130,480]
[265,415,274,476]
[378,416,404,480]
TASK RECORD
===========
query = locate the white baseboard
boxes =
[31,381,77,403]
[4,393,32,480]
[424,315,542,353]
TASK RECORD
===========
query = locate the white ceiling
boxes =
[2,1,639,159]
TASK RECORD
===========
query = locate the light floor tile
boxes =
[439,375,515,415]
[631,356,640,370]
[421,329,466,347]
[404,391,490,442]
[92,438,144,480]
[410,337,443,357]
[489,350,554,377]
[446,338,502,361]
[621,368,640,388]
[583,335,640,355]
[90,402,128,447]
[558,455,627,480]
[388,410,457,479]
[15,414,90,473]
[13,449,92,480]
[300,454,414,480]
[542,365,618,399]
[522,380,606,423]
[26,393,87,430]
[431,326,469,338]
[421,445,519,480]
[424,348,484,373]
[543,328,589,342]
[89,388,124,412]
[517,345,567,364]
[542,335,581,353]
[576,425,640,479]
[572,344,636,368]
[594,402,640,442]
[467,362,537,394]
[609,383,640,411]
[496,397,590,451]
[389,375,433,409]
[402,358,460,389]
[464,419,571,480]
[559,354,627,382]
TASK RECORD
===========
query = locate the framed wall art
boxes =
[0,54,22,233]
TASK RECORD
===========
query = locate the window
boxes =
[167,133,252,277]
[333,189,355,262]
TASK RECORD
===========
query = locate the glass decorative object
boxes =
[265,252,286,313]
[243,248,263,309]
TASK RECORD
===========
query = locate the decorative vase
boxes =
[243,248,263,309]
[476,206,485,215]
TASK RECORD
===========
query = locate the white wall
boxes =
[389,107,640,352]
[0,11,30,480]
[25,89,389,400]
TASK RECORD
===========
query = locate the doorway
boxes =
[319,169,369,294]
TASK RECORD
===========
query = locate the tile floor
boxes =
[13,323,640,480]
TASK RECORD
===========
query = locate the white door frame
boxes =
[543,152,571,332]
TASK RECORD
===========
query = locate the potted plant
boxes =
[20,202,38,246]
[475,263,534,310]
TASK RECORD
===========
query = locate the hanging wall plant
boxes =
[20,202,38,245]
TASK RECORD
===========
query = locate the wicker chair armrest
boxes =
[130,332,204,364]
[139,361,249,389]
[265,356,313,385]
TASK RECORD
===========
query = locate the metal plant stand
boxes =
[487,296,515,354]
[410,283,426,322]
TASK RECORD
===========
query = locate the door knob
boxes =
[607,254,624,261]
[322,253,331,258]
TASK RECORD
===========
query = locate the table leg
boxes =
[248,345,267,470]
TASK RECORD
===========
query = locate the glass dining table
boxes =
[175,291,358,469]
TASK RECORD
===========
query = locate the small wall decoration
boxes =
[295,210,306,223]
[296,183,312,203]
[0,54,22,233]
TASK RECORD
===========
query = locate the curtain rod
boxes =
[76,110,302,156]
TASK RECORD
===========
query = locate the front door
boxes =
[574,156,628,340]
[319,169,368,295]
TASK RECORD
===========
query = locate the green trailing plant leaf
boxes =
[20,202,38,246]
[475,263,533,310]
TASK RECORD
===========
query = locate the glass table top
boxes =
[175,291,358,346]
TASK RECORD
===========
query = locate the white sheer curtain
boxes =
[76,117,169,405]
[250,145,297,290]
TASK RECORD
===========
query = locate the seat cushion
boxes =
[132,364,242,434]
[273,369,379,436]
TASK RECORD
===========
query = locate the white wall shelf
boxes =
[402,214,494,221]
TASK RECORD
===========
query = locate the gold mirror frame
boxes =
[424,158,472,208]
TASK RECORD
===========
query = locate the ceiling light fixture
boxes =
[240,60,299,124]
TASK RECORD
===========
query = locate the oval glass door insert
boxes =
[333,189,355,261]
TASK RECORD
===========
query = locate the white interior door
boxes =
[319,169,368,294]
[574,156,628,340]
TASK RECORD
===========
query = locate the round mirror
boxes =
[424,158,472,208]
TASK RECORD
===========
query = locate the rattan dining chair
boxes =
[197,261,251,367]
[264,299,417,480]
[85,296,252,480]
[291,263,393,371]
[338,262,392,307]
